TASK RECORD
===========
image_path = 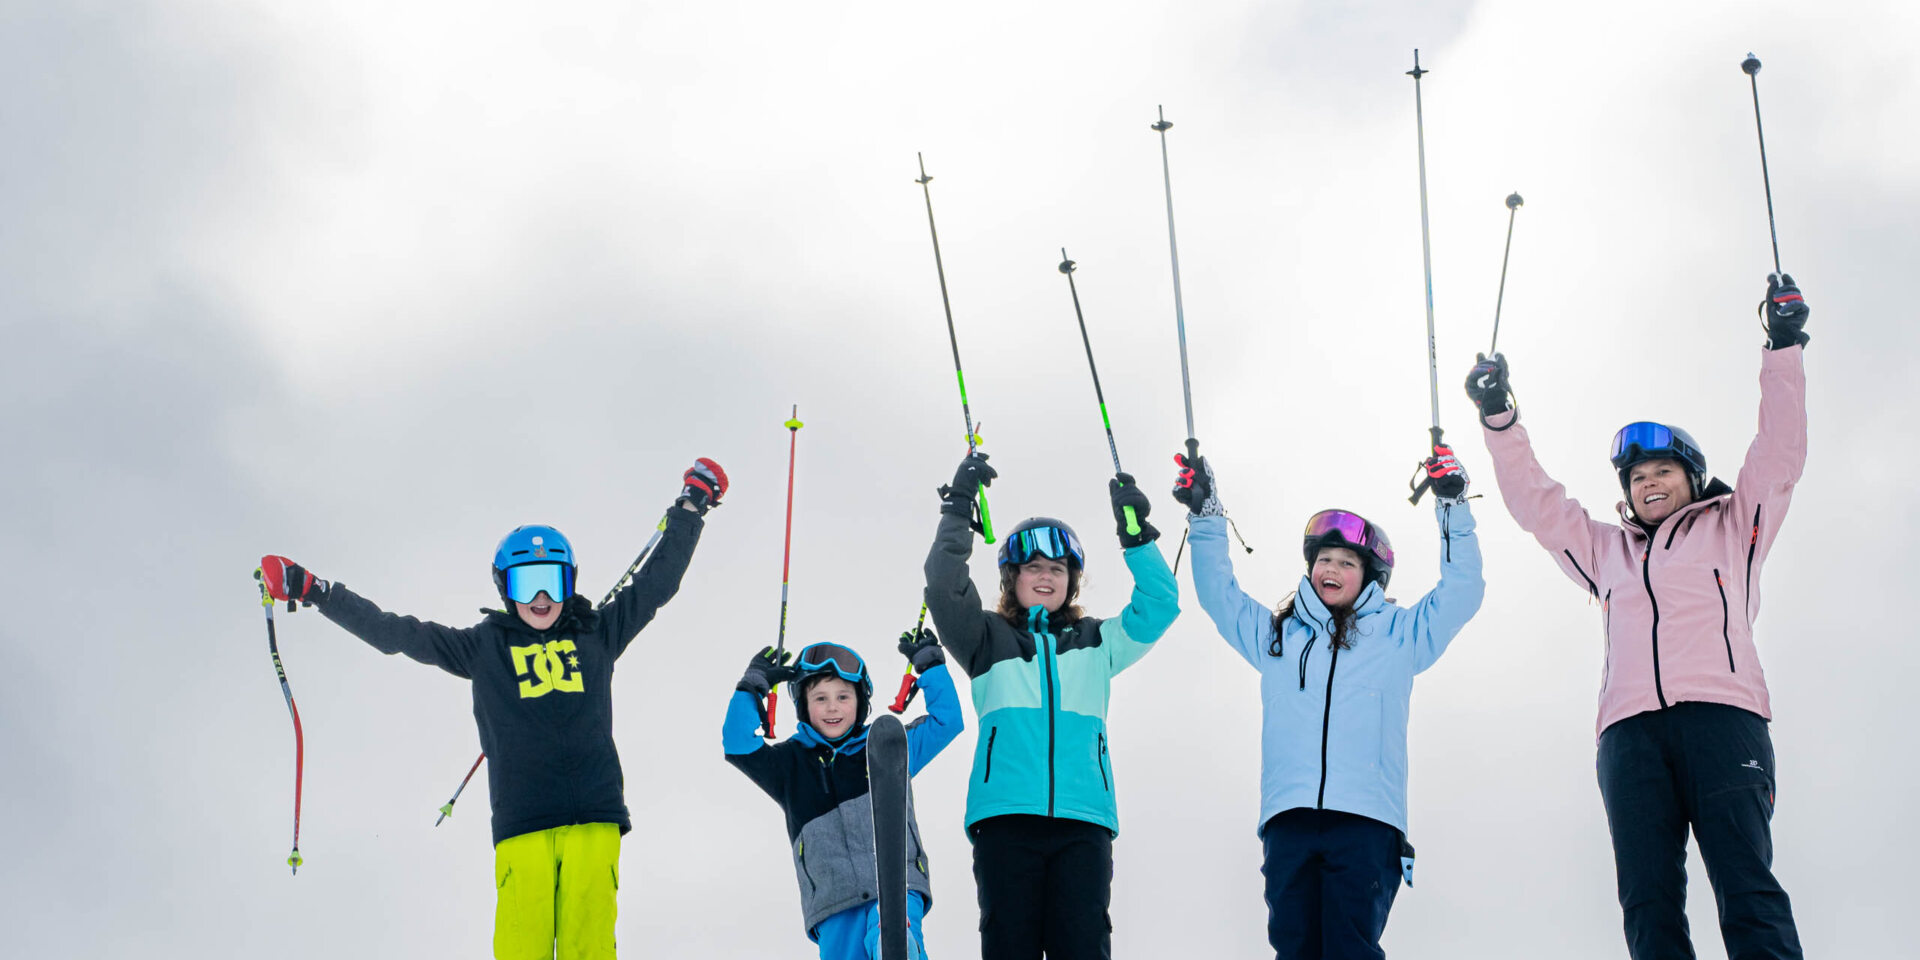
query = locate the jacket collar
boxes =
[794,721,869,756]
[481,594,599,637]
[1292,575,1385,634]
[1024,604,1075,636]
[1614,476,1734,540]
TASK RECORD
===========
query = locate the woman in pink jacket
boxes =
[1463,274,1810,960]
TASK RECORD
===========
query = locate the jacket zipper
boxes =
[1297,637,1317,690]
[1097,733,1109,791]
[1639,547,1668,708]
[1042,620,1058,817]
[1564,549,1600,598]
[1714,569,1735,672]
[1744,505,1762,610]
[982,726,998,783]
[1315,642,1341,808]
[1601,589,1613,691]
[798,840,816,890]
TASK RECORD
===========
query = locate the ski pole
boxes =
[1741,53,1783,275]
[1058,249,1139,537]
[1488,192,1524,355]
[767,405,804,738]
[889,604,929,714]
[439,509,673,817]
[1406,50,1446,506]
[914,153,995,544]
[1151,106,1200,468]
[254,568,305,874]
[435,753,485,826]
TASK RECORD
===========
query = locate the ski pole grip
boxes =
[889,669,918,714]
[764,691,779,738]
[977,489,996,544]
[1123,505,1142,536]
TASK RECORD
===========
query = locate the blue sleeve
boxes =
[1188,515,1275,667]
[723,689,768,756]
[1404,500,1487,674]
[1101,540,1181,675]
[904,664,964,777]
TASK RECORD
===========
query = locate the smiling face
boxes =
[1013,558,1071,613]
[1627,458,1695,525]
[804,676,859,740]
[514,592,564,631]
[1311,546,1366,609]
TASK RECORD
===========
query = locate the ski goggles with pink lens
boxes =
[503,562,575,605]
[1301,509,1394,567]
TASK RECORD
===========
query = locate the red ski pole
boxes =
[255,569,305,874]
[435,753,486,826]
[767,406,804,737]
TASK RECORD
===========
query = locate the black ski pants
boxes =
[971,814,1112,960]
[1598,701,1803,960]
[1260,808,1403,960]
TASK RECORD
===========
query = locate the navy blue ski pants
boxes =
[971,814,1112,960]
[1260,808,1402,960]
[1598,701,1803,960]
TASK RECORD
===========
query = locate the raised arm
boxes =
[1404,499,1487,674]
[1467,355,1611,598]
[904,662,965,776]
[922,454,998,677]
[1730,276,1810,574]
[313,581,480,679]
[723,646,793,799]
[1171,456,1273,667]
[606,461,724,655]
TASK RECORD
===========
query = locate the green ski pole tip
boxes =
[288,849,303,872]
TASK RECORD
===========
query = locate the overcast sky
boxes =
[5,0,1917,957]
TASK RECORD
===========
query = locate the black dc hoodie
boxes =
[317,507,703,844]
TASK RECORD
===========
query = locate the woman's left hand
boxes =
[1110,473,1159,547]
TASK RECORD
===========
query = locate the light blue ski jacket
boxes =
[1189,502,1483,836]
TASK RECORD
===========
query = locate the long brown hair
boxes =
[1272,591,1358,650]
[996,562,1085,625]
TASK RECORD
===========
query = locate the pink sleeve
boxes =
[1482,412,1613,597]
[1729,346,1807,580]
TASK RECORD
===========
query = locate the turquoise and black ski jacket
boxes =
[1189,502,1483,838]
[923,509,1179,838]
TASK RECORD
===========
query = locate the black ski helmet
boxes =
[1610,421,1707,498]
[1301,509,1395,589]
[996,517,1085,569]
[787,642,873,735]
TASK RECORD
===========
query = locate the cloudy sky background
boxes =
[5,0,1917,956]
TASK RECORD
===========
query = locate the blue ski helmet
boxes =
[997,517,1085,569]
[788,642,873,734]
[1609,421,1707,498]
[491,525,577,605]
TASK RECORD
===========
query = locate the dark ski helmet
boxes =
[788,642,873,735]
[1301,509,1395,589]
[997,517,1085,569]
[1609,421,1707,498]
[491,525,577,605]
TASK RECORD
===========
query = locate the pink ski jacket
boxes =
[1482,346,1806,737]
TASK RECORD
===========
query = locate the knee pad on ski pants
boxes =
[494,822,622,960]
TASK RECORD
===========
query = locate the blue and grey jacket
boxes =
[723,663,962,937]
[1189,502,1483,838]
[923,509,1179,837]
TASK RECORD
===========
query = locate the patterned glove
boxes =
[1172,453,1223,517]
[1423,444,1469,501]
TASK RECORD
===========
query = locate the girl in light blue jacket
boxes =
[1172,449,1483,960]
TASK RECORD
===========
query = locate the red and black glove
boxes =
[1172,452,1223,517]
[1761,273,1809,350]
[678,458,729,515]
[1422,445,1469,501]
[258,555,327,607]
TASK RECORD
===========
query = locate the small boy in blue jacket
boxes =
[724,632,962,959]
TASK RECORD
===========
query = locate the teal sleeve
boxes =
[1188,515,1274,667]
[1101,540,1180,675]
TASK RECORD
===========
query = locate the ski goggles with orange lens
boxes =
[1302,510,1394,567]
[503,562,574,605]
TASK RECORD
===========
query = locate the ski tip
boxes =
[1741,53,1761,75]
[1506,192,1524,209]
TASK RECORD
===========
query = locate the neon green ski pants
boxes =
[493,822,621,960]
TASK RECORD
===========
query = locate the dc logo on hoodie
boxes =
[511,639,585,699]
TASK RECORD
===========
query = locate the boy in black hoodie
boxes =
[258,459,725,960]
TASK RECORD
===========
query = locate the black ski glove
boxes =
[1761,273,1809,350]
[1464,353,1514,420]
[737,645,796,697]
[1172,452,1223,517]
[678,458,729,515]
[897,627,945,673]
[937,452,997,518]
[1423,444,1469,501]
[1109,472,1159,548]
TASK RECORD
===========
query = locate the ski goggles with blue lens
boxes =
[795,642,868,683]
[503,562,575,605]
[996,525,1085,568]
[1609,421,1700,470]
